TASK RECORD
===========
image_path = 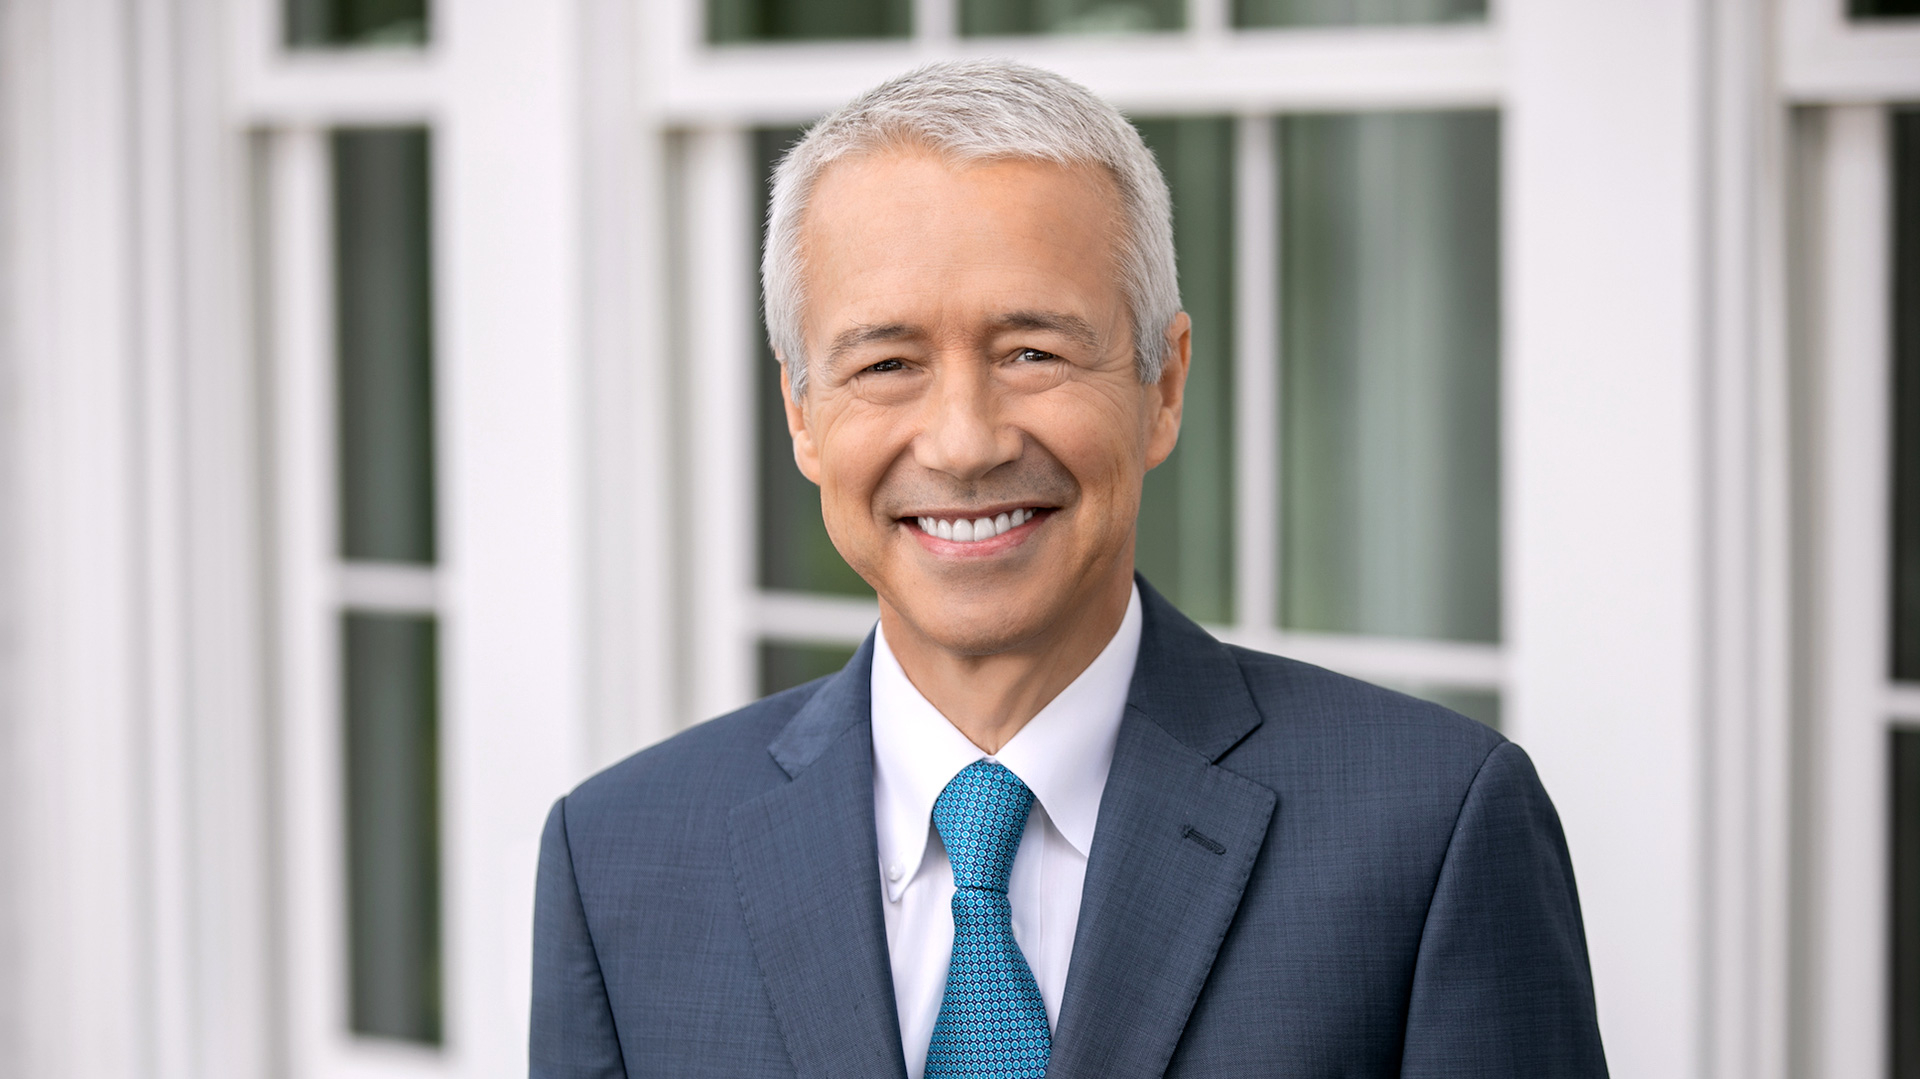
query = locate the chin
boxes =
[887,586,1055,658]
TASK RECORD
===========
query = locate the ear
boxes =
[780,360,824,485]
[1143,311,1192,471]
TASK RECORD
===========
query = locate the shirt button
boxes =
[886,863,903,882]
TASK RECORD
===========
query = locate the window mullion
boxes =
[683,127,762,720]
[915,0,956,42]
[1805,103,1895,1079]
[1233,113,1279,635]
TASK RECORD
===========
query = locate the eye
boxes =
[864,358,907,374]
[1015,348,1059,363]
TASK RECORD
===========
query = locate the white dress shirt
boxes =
[870,583,1143,1079]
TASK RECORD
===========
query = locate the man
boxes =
[532,60,1606,1078]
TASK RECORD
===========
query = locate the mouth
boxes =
[902,506,1053,546]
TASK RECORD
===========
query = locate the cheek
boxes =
[812,404,908,524]
[1025,390,1153,516]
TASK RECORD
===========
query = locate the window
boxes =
[262,116,450,1071]
[341,612,441,1043]
[1235,0,1483,29]
[1891,109,1920,686]
[1889,105,1920,1079]
[1792,0,1920,1059]
[709,0,911,43]
[1852,0,1920,21]
[1134,116,1238,626]
[1277,110,1500,647]
[285,0,428,48]
[246,3,588,1075]
[754,128,872,601]
[330,127,443,1046]
[963,0,1186,36]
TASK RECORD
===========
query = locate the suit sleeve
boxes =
[530,796,628,1079]
[1399,742,1609,1078]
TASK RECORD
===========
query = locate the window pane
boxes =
[1851,0,1920,19]
[1893,728,1920,1075]
[962,0,1182,35]
[710,0,910,42]
[754,128,877,598]
[334,129,436,565]
[1277,111,1501,643]
[1391,683,1500,731]
[287,0,427,47]
[761,639,860,696]
[1133,117,1236,624]
[1893,109,1920,681]
[342,613,441,1045]
[1236,0,1483,28]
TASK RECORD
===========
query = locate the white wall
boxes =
[0,2,274,1077]
[1507,3,1707,1075]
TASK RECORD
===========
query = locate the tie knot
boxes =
[931,760,1034,893]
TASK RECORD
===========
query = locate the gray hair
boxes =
[762,59,1179,400]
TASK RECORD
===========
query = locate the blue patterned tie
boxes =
[923,760,1051,1079]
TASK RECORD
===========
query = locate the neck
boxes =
[879,569,1134,754]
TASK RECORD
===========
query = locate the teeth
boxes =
[918,508,1038,543]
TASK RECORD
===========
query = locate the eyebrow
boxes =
[825,322,921,365]
[990,310,1101,351]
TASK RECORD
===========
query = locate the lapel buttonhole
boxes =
[1181,824,1226,855]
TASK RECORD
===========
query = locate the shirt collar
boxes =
[870,583,1143,901]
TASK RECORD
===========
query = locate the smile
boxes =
[912,508,1042,544]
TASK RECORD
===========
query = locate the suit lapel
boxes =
[1046,580,1279,1079]
[729,638,910,1079]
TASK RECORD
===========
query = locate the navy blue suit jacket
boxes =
[532,579,1607,1077]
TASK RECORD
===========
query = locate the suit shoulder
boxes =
[1221,643,1506,792]
[560,676,826,827]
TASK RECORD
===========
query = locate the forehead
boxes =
[797,148,1127,335]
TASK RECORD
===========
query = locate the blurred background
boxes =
[0,0,1916,1076]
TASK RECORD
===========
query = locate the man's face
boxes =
[783,147,1189,657]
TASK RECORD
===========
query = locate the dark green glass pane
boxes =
[753,128,877,598]
[1377,679,1498,729]
[710,0,910,42]
[760,639,860,695]
[1236,0,1482,27]
[1133,117,1236,625]
[1852,0,1920,19]
[962,0,1182,35]
[1893,110,1920,681]
[342,613,441,1045]
[1893,728,1920,1074]
[1278,111,1501,643]
[287,0,427,47]
[1411,684,1499,731]
[334,129,436,565]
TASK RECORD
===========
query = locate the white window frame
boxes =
[1798,100,1893,1078]
[237,3,593,1078]
[1777,2,1920,1076]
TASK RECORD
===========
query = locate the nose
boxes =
[914,362,1020,481]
